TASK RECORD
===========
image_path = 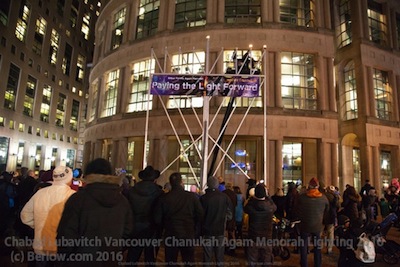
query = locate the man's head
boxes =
[169,172,183,188]
[84,158,113,176]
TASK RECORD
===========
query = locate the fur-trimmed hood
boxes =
[83,174,123,186]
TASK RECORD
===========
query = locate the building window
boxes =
[56,93,66,127]
[225,0,261,24]
[81,12,90,40]
[66,149,75,168]
[282,142,302,186]
[136,0,159,39]
[23,75,37,117]
[32,16,47,56]
[76,54,85,82]
[368,0,387,45]
[17,141,24,168]
[0,137,9,171]
[279,0,314,27]
[127,59,155,112]
[352,148,361,191]
[70,99,79,131]
[126,141,135,176]
[337,0,352,48]
[15,1,30,42]
[49,29,60,66]
[343,61,357,120]
[18,123,25,132]
[223,49,262,108]
[9,120,15,130]
[70,0,79,28]
[34,145,42,170]
[89,81,99,122]
[51,147,57,168]
[281,52,316,110]
[0,117,4,127]
[40,85,52,122]
[167,52,205,109]
[111,8,126,49]
[62,43,72,75]
[57,0,65,15]
[373,69,392,120]
[381,151,392,190]
[103,70,119,117]
[4,63,20,111]
[175,0,206,29]
[224,140,257,178]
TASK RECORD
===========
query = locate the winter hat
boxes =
[52,166,73,184]
[246,178,256,186]
[85,158,113,175]
[338,215,350,225]
[255,183,267,199]
[391,178,400,189]
[138,166,160,181]
[328,185,336,192]
[207,176,219,189]
[308,177,319,189]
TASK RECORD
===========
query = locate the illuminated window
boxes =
[380,151,392,190]
[44,130,48,138]
[33,17,47,56]
[70,99,79,131]
[337,0,352,48]
[81,12,90,40]
[36,128,41,136]
[15,1,30,42]
[40,85,52,122]
[9,120,14,130]
[343,61,357,120]
[52,133,57,140]
[4,63,20,111]
[76,54,85,82]
[62,43,72,75]
[225,140,257,177]
[282,142,302,185]
[56,93,66,127]
[19,123,25,132]
[175,0,206,29]
[0,117,4,127]
[223,49,262,108]
[89,81,99,122]
[279,0,314,27]
[281,52,317,110]
[66,149,75,168]
[49,29,60,66]
[373,69,392,120]
[17,142,24,168]
[167,52,205,109]
[102,70,119,117]
[23,75,37,117]
[111,8,126,49]
[368,0,387,45]
[225,0,261,24]
[127,59,155,112]
[34,145,42,169]
[136,0,159,39]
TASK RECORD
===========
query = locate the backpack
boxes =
[354,232,375,263]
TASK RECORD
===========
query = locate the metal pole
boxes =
[263,45,268,185]
[201,36,211,192]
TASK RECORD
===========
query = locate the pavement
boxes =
[1,225,399,266]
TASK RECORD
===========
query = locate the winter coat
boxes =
[235,194,244,223]
[244,197,277,240]
[342,194,360,223]
[56,174,133,267]
[21,183,75,255]
[127,180,163,236]
[324,191,339,225]
[271,195,286,219]
[285,185,299,220]
[200,188,232,236]
[154,186,204,239]
[223,188,237,231]
[296,189,329,234]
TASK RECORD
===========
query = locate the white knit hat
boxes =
[52,166,73,184]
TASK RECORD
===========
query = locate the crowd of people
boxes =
[0,159,400,267]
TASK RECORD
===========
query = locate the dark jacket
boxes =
[223,188,237,231]
[271,195,286,219]
[57,174,133,267]
[324,190,339,225]
[285,184,299,220]
[342,194,360,223]
[244,197,277,240]
[200,188,232,236]
[127,180,163,236]
[296,189,329,233]
[154,186,204,239]
[17,175,38,208]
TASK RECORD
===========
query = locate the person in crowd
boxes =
[217,175,226,192]
[285,182,299,221]
[57,158,133,267]
[200,176,232,266]
[296,177,329,267]
[271,188,286,219]
[323,185,339,254]
[223,182,237,255]
[359,179,372,196]
[154,172,204,266]
[33,170,53,193]
[126,166,163,267]
[361,187,378,222]
[245,179,256,200]
[341,185,361,224]
[384,184,399,214]
[233,186,244,239]
[0,171,17,238]
[379,197,390,218]
[21,166,76,266]
[244,182,276,266]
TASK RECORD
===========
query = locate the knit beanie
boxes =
[255,183,267,199]
[308,177,319,189]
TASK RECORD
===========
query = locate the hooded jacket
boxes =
[296,189,329,233]
[56,174,133,267]
[21,181,75,255]
[244,197,277,240]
